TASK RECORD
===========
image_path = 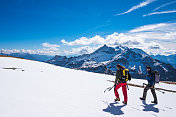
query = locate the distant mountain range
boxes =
[1,46,175,81]
[0,52,53,62]
[151,55,176,68]
[47,45,176,81]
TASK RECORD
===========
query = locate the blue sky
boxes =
[0,0,176,55]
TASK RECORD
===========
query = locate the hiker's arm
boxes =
[115,70,119,84]
[150,72,155,86]
[146,72,150,81]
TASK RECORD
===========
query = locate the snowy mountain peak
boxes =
[93,44,115,54]
[131,48,149,58]
[48,45,176,81]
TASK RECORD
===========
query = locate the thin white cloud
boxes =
[129,23,168,32]
[1,49,60,55]
[143,10,176,17]
[153,0,176,11]
[42,42,60,48]
[115,0,156,16]
[42,42,60,51]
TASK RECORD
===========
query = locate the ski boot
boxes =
[122,101,127,105]
[151,101,158,104]
[140,97,145,101]
[114,98,120,102]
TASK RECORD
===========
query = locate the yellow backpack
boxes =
[122,69,129,81]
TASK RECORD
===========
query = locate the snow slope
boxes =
[0,57,176,117]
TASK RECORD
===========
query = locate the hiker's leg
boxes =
[122,83,128,103]
[114,83,122,98]
[142,85,150,99]
[151,88,158,102]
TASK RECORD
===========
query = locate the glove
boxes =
[151,86,154,88]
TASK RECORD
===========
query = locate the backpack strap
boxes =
[124,69,129,81]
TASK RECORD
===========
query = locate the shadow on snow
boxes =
[103,102,126,115]
[141,100,159,113]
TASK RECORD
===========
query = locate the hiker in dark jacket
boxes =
[114,64,129,105]
[140,66,158,104]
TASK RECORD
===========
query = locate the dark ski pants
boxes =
[142,85,157,101]
[114,83,127,103]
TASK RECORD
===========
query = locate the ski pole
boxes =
[104,86,111,93]
[155,89,165,94]
[127,84,129,90]
[143,83,165,94]
[104,85,115,93]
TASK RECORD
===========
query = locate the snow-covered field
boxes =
[0,57,176,117]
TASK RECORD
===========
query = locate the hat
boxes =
[146,66,151,69]
[117,64,122,68]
